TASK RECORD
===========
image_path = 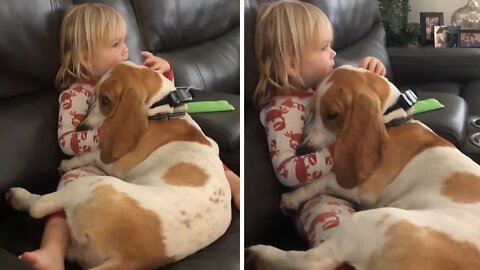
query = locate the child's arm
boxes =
[261,99,334,187]
[57,83,100,156]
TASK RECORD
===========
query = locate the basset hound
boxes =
[247,65,480,270]
[7,61,231,270]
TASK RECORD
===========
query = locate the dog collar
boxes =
[384,89,417,115]
[385,114,414,128]
[148,110,186,120]
[148,86,195,120]
[384,89,417,128]
[150,86,194,109]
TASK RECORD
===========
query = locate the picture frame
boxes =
[458,29,480,48]
[420,12,444,45]
[434,25,460,48]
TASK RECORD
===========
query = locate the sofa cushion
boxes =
[304,0,381,50]
[0,91,62,217]
[0,0,62,98]
[158,28,240,95]
[133,0,239,51]
[245,108,292,246]
[398,83,462,96]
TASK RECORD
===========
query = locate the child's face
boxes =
[300,30,336,89]
[91,20,129,79]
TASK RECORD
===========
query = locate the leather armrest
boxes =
[414,91,468,147]
[189,90,239,152]
[388,47,480,85]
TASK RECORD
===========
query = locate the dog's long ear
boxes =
[333,91,388,189]
[99,87,148,164]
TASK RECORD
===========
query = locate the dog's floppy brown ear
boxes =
[99,87,148,164]
[333,91,387,189]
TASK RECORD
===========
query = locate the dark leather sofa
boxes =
[245,0,480,253]
[0,0,239,269]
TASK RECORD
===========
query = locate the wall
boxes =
[408,0,467,24]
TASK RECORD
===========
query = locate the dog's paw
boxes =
[280,192,300,216]
[6,188,32,211]
[245,246,272,270]
[59,159,75,173]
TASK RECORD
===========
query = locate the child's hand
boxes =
[358,57,386,77]
[140,51,170,73]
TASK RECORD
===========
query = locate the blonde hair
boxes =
[55,3,125,90]
[253,1,332,108]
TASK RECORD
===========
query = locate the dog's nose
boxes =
[76,123,90,131]
[296,142,316,156]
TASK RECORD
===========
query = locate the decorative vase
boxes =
[451,0,480,29]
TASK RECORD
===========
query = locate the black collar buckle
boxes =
[383,89,417,128]
[384,89,418,115]
[150,86,197,109]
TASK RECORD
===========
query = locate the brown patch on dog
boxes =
[164,162,208,187]
[358,123,453,200]
[112,119,211,178]
[70,185,174,268]
[441,172,480,203]
[368,220,480,270]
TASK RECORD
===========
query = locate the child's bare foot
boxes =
[20,249,64,270]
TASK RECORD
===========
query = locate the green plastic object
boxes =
[413,98,445,115]
[186,100,235,114]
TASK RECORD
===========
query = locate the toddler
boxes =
[254,2,386,269]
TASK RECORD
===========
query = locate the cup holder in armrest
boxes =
[470,133,480,148]
[471,117,480,129]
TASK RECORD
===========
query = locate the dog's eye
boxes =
[100,96,110,106]
[326,112,339,120]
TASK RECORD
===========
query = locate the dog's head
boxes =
[85,61,175,163]
[302,65,402,188]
